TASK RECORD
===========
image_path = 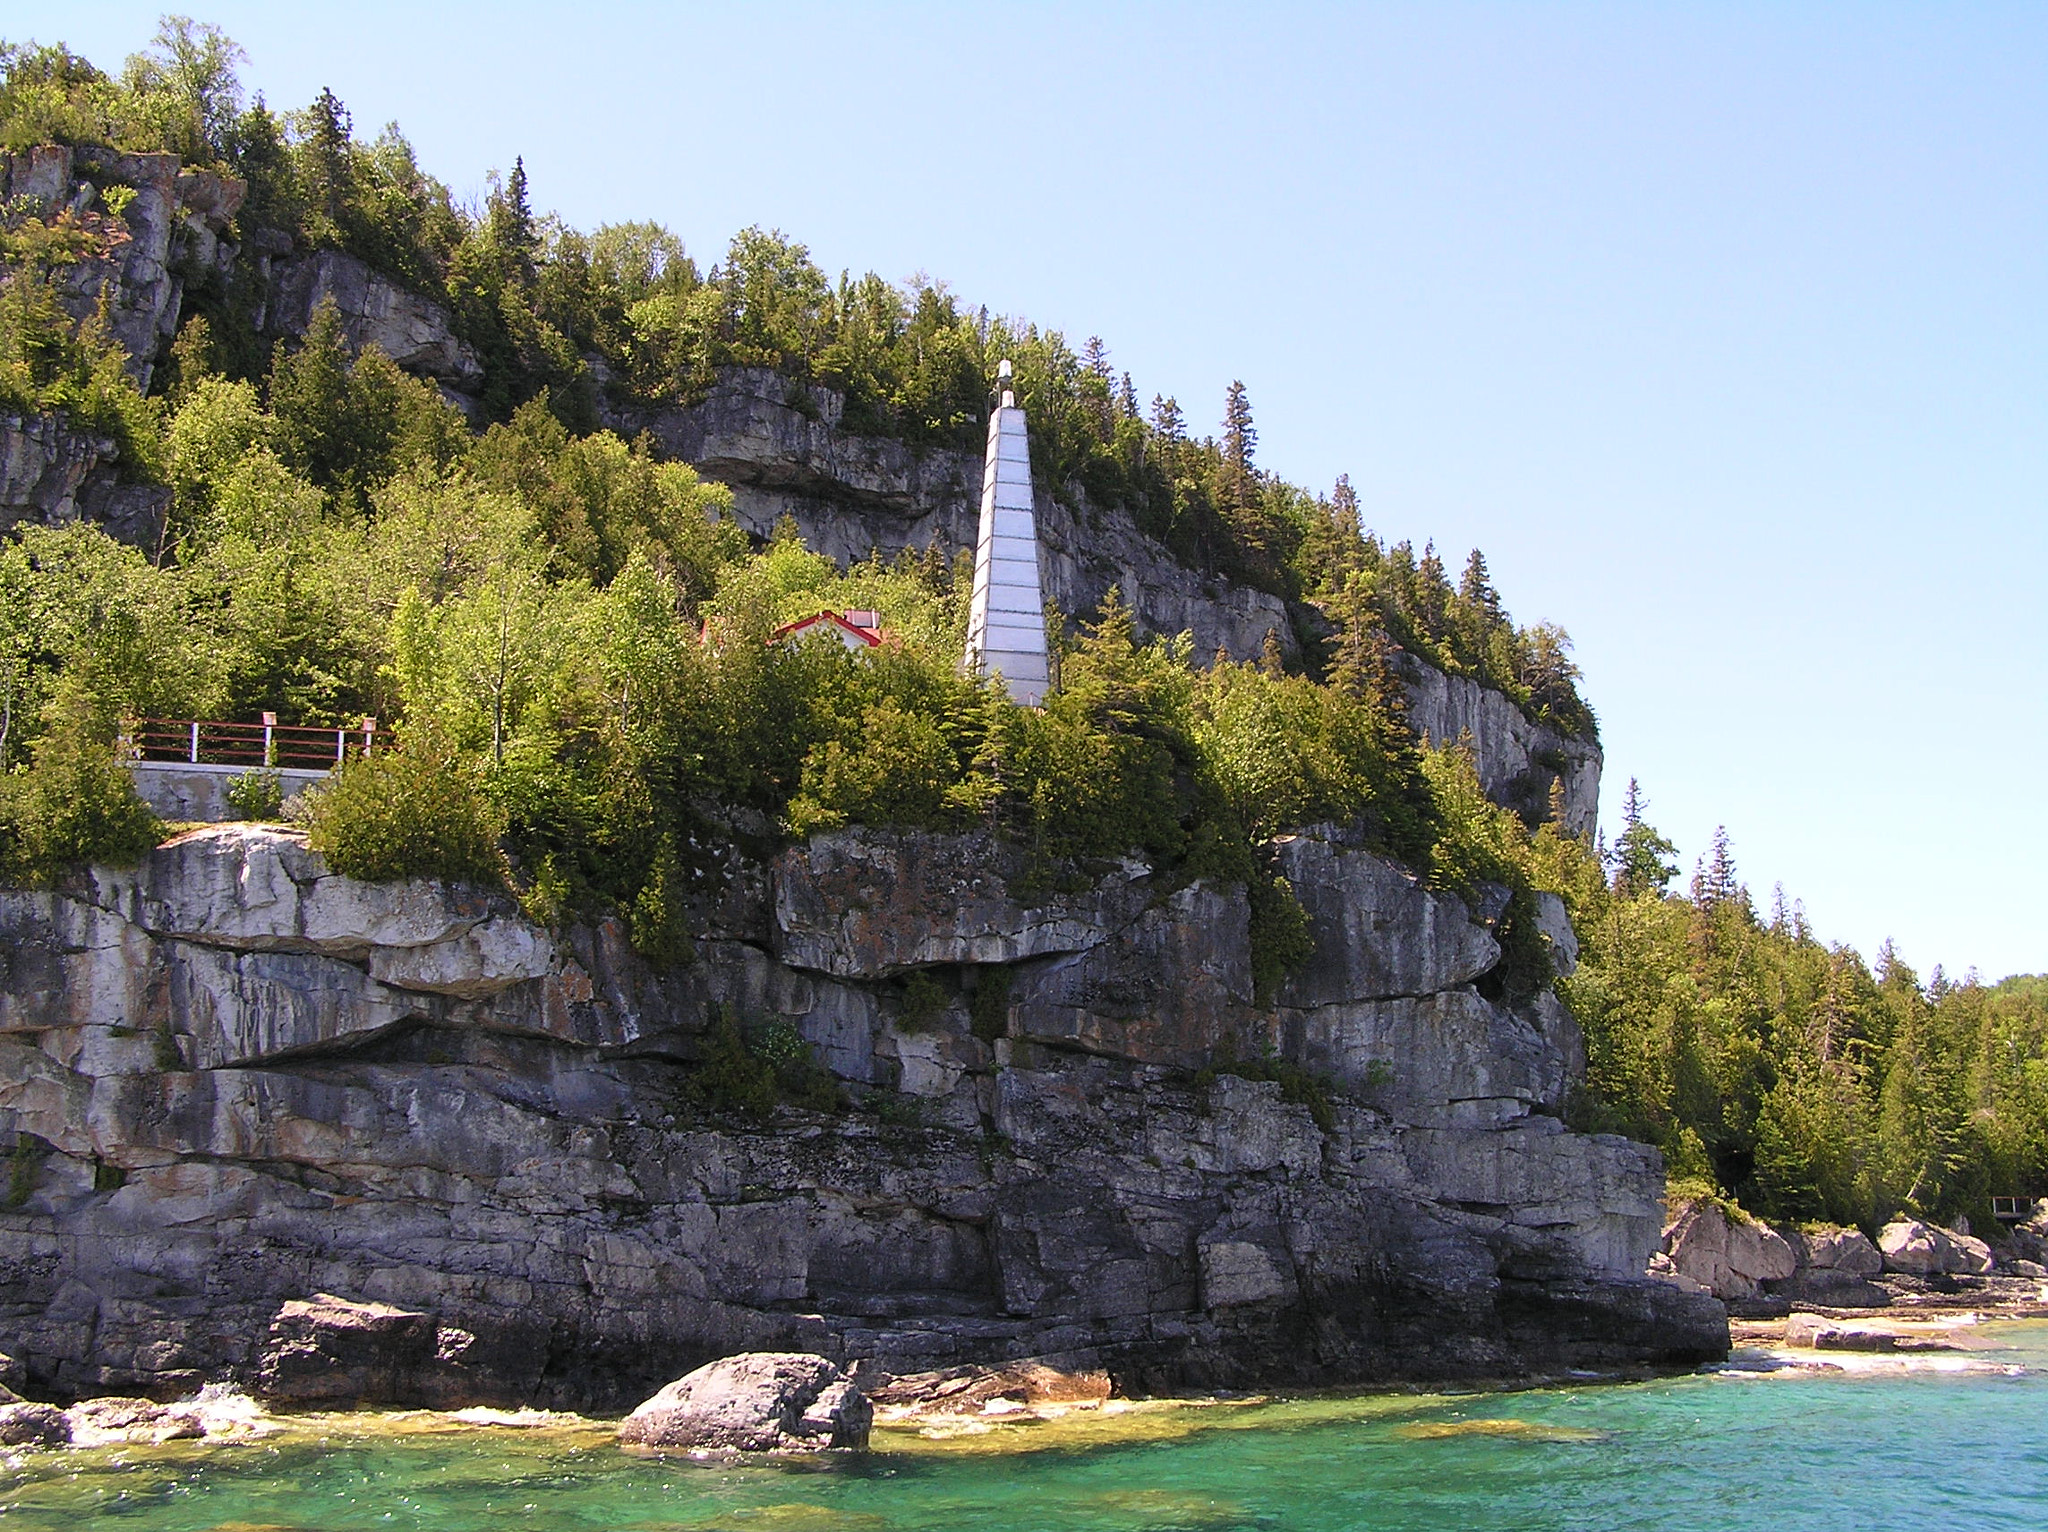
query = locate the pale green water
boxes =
[5,1323,2046,1531]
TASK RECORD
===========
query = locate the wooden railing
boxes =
[128,715,392,771]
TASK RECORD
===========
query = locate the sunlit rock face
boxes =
[0,821,1718,1411]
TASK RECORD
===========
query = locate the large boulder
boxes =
[1797,1226,1885,1277]
[64,1395,202,1446]
[257,1294,438,1405]
[618,1353,871,1453]
[1661,1199,1796,1301]
[1877,1220,1994,1276]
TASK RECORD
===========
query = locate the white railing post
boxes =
[361,716,377,757]
[334,726,345,764]
[189,721,200,764]
[262,711,277,767]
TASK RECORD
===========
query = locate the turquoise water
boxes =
[5,1324,2046,1531]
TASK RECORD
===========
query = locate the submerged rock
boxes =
[618,1353,872,1453]
[868,1356,1113,1419]
[1783,1313,1964,1353]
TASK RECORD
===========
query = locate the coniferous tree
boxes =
[1609,777,1679,895]
[1459,548,1502,623]
[301,86,352,232]
[1331,474,1361,546]
[492,156,538,287]
[1221,380,1256,509]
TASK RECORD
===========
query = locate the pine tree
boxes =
[1327,574,1403,724]
[1458,548,1502,624]
[303,87,353,231]
[1691,826,1740,909]
[490,155,538,286]
[1221,380,1256,507]
[1609,778,1679,896]
[1259,627,1286,677]
[1415,540,1450,640]
[1331,474,1361,545]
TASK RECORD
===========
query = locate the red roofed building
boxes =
[770,609,885,651]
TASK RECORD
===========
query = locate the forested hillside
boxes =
[0,18,2039,1232]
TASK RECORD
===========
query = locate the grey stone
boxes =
[0,1402,70,1447]
[0,820,1723,1411]
[268,249,483,387]
[1396,652,1601,837]
[1795,1226,1884,1277]
[772,828,1150,977]
[1272,830,1498,1004]
[618,1352,871,1452]
[1531,892,1580,978]
[1661,1199,1796,1301]
[256,1294,439,1405]
[65,1395,203,1446]
[1878,1219,1994,1276]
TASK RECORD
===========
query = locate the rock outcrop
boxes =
[1877,1219,1995,1277]
[0,821,1719,1408]
[1657,1199,1796,1301]
[266,249,483,393]
[1773,1226,1891,1307]
[1,145,243,394]
[618,1352,871,1452]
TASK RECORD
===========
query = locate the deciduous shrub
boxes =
[305,736,505,885]
[223,767,284,820]
[0,689,161,885]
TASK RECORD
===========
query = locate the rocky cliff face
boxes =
[2,145,244,394]
[0,824,1720,1408]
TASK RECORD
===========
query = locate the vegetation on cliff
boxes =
[1544,783,2048,1234]
[0,17,1594,741]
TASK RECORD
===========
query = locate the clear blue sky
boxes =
[48,2,2048,980]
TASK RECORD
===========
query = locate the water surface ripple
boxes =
[5,1322,2045,1531]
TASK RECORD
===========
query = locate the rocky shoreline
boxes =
[1653,1196,2048,1316]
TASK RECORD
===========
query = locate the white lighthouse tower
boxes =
[964,360,1051,705]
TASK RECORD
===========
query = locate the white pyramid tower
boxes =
[964,360,1050,705]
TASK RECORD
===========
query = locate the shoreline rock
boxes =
[618,1353,871,1454]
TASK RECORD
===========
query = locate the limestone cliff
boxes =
[0,824,1721,1408]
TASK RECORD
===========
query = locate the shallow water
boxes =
[5,1322,2046,1531]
